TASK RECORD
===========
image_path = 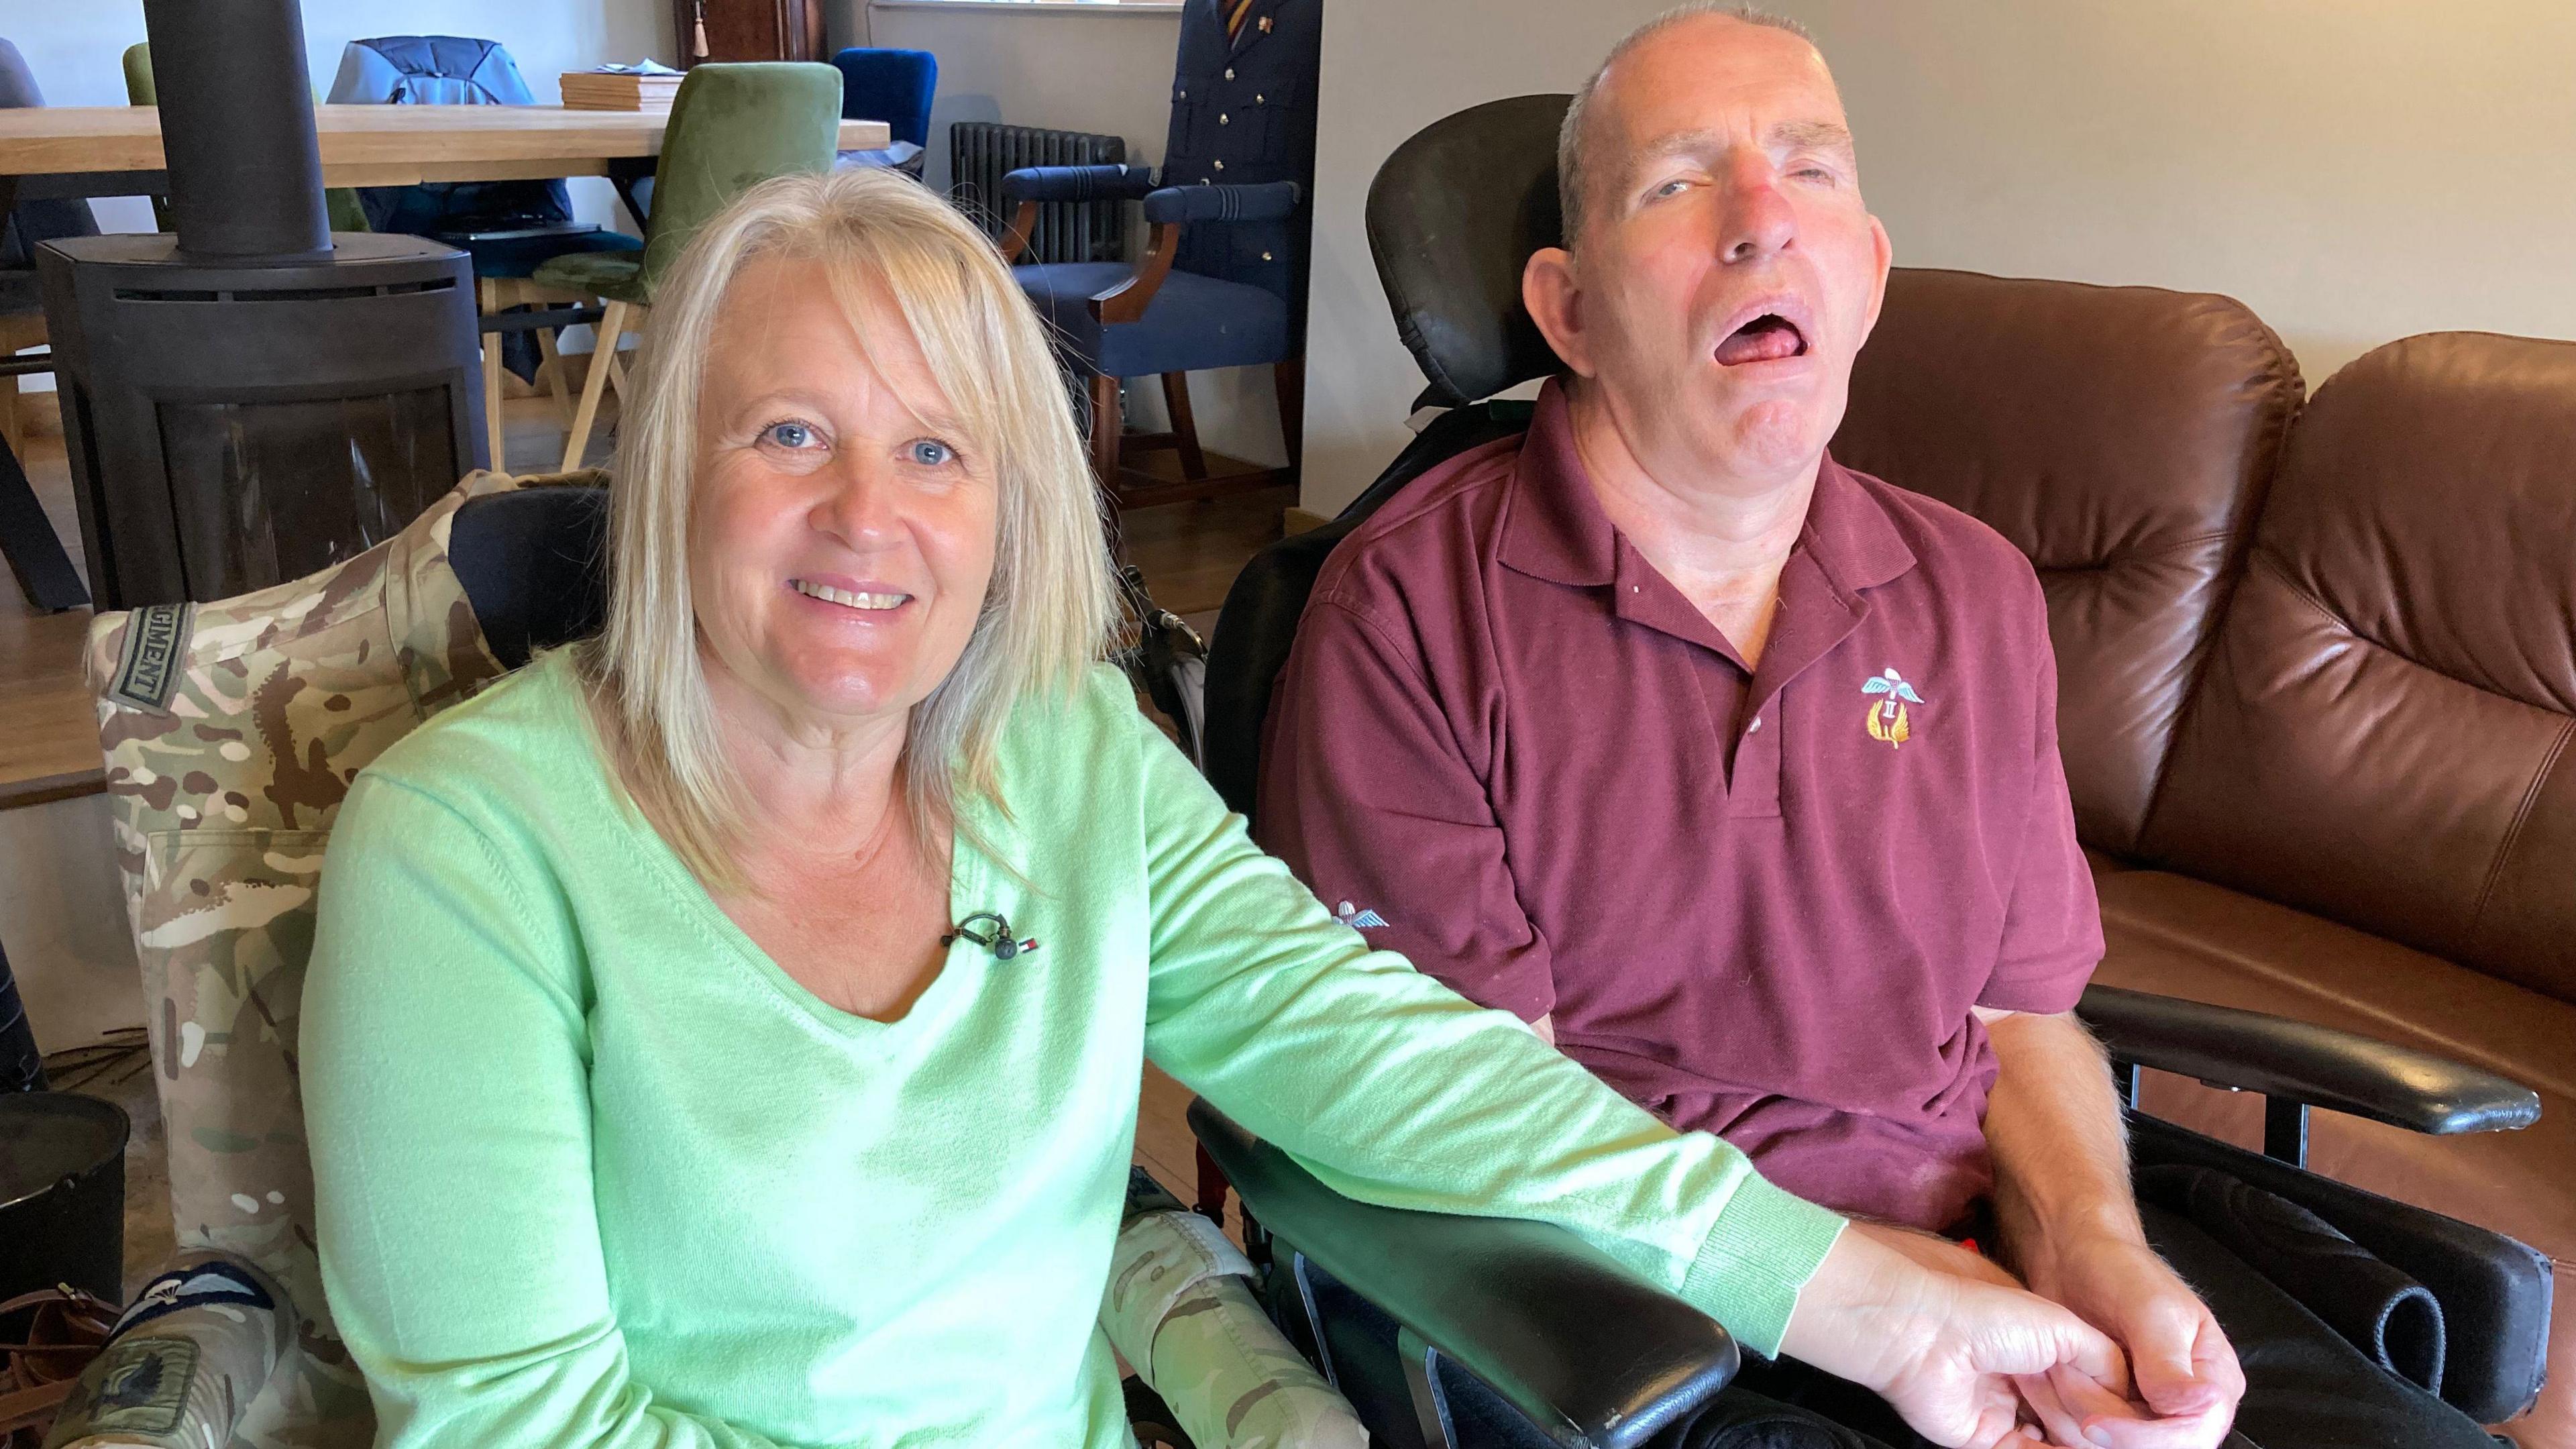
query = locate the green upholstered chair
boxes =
[533,61,843,472]
[123,42,371,234]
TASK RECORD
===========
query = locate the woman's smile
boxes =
[788,576,915,614]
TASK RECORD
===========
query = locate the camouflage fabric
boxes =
[1108,1172,1364,1449]
[48,1254,293,1449]
[76,469,600,1449]
[1140,1275,1365,1449]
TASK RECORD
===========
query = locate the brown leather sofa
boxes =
[1833,268,2574,1448]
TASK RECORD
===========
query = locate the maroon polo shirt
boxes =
[1256,380,2102,1232]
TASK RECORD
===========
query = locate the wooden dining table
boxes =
[0,104,893,212]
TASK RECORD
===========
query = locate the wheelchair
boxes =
[1177,93,2554,1445]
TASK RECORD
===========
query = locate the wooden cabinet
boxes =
[674,0,830,65]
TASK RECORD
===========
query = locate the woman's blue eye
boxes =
[763,421,816,449]
[909,439,957,467]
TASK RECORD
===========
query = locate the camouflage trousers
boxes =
[1106,1171,1363,1449]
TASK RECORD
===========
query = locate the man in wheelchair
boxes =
[1254,7,2505,1447]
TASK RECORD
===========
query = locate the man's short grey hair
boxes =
[1556,3,1817,250]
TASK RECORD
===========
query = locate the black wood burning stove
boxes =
[35,0,485,609]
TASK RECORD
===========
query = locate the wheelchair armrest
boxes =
[1189,1099,1738,1449]
[1140,180,1303,225]
[2076,985,2540,1136]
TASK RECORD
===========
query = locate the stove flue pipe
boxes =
[142,0,333,259]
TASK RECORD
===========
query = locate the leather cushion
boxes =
[2140,333,2576,1005]
[1362,93,1570,411]
[1831,269,2303,856]
[2090,865,2575,1446]
[1015,262,1289,378]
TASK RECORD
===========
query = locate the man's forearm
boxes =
[1980,1008,2145,1279]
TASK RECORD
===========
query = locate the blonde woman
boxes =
[303,168,2131,1449]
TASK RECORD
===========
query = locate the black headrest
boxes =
[449,486,610,669]
[1364,93,1571,410]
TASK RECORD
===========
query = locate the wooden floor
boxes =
[0,415,97,809]
[0,392,1289,812]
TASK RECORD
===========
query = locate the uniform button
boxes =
[1214,159,1225,170]
[1260,250,1273,260]
[1224,67,1236,79]
[1256,94,1266,104]
[1220,113,1230,125]
[1179,89,1187,99]
[1201,176,1212,184]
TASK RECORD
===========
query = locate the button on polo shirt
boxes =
[1258,381,2102,1232]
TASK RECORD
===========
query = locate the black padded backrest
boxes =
[1202,95,1576,820]
[1365,94,1570,411]
[449,487,610,669]
[1203,405,1531,820]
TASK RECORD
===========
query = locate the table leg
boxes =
[0,431,89,612]
[604,156,656,233]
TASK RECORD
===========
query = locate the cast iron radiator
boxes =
[949,122,1128,264]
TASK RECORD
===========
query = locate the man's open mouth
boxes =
[1715,312,1810,366]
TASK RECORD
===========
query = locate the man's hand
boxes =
[1783,1222,2132,1449]
[1978,1009,2243,1445]
[2021,1232,2243,1448]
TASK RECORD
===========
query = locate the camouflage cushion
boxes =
[80,469,602,1448]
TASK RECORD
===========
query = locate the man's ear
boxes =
[1522,246,1597,378]
[1856,213,1894,345]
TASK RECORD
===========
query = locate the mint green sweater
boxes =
[304,652,1844,1448]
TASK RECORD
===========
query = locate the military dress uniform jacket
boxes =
[1163,0,1321,326]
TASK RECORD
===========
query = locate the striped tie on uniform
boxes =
[1227,0,1256,40]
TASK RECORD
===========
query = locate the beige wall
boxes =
[1301,0,2576,512]
[3,795,141,1055]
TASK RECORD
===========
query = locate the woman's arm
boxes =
[1133,712,2133,1445]
[1130,709,1842,1356]
[303,775,790,1449]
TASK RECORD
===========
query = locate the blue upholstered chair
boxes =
[328,36,645,472]
[830,48,936,178]
[1001,0,1318,517]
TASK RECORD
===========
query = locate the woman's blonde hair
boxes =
[576,166,1116,886]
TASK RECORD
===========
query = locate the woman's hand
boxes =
[1864,1221,2025,1291]
[1779,1222,2132,1448]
